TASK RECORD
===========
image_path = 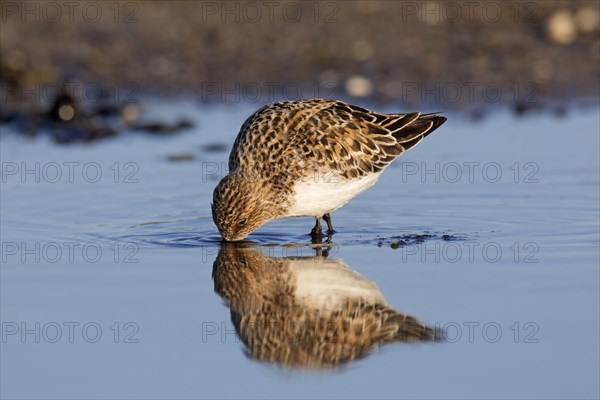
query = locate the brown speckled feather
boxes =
[229,99,446,180]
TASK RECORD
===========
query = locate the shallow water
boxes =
[1,101,599,399]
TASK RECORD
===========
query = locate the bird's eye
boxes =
[238,219,247,226]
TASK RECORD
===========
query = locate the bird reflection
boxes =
[212,243,440,369]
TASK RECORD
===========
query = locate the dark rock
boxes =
[132,119,194,134]
[168,153,196,162]
[202,143,228,153]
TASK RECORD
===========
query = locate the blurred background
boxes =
[1,0,599,140]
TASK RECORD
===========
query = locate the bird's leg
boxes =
[314,245,331,258]
[310,216,322,237]
[323,213,335,234]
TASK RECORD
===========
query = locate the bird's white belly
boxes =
[286,172,381,217]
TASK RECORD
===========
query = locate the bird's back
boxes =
[228,99,446,181]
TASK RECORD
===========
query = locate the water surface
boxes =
[1,102,599,399]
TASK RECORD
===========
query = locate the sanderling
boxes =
[213,244,438,368]
[212,99,446,241]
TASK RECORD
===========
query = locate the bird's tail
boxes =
[386,112,447,152]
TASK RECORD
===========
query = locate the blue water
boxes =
[1,101,599,399]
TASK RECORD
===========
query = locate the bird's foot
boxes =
[323,213,336,235]
[310,226,322,236]
[310,214,336,243]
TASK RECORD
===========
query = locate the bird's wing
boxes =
[228,99,446,180]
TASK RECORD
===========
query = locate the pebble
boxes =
[546,10,577,45]
[345,75,373,98]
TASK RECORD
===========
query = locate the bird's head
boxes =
[212,170,280,241]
